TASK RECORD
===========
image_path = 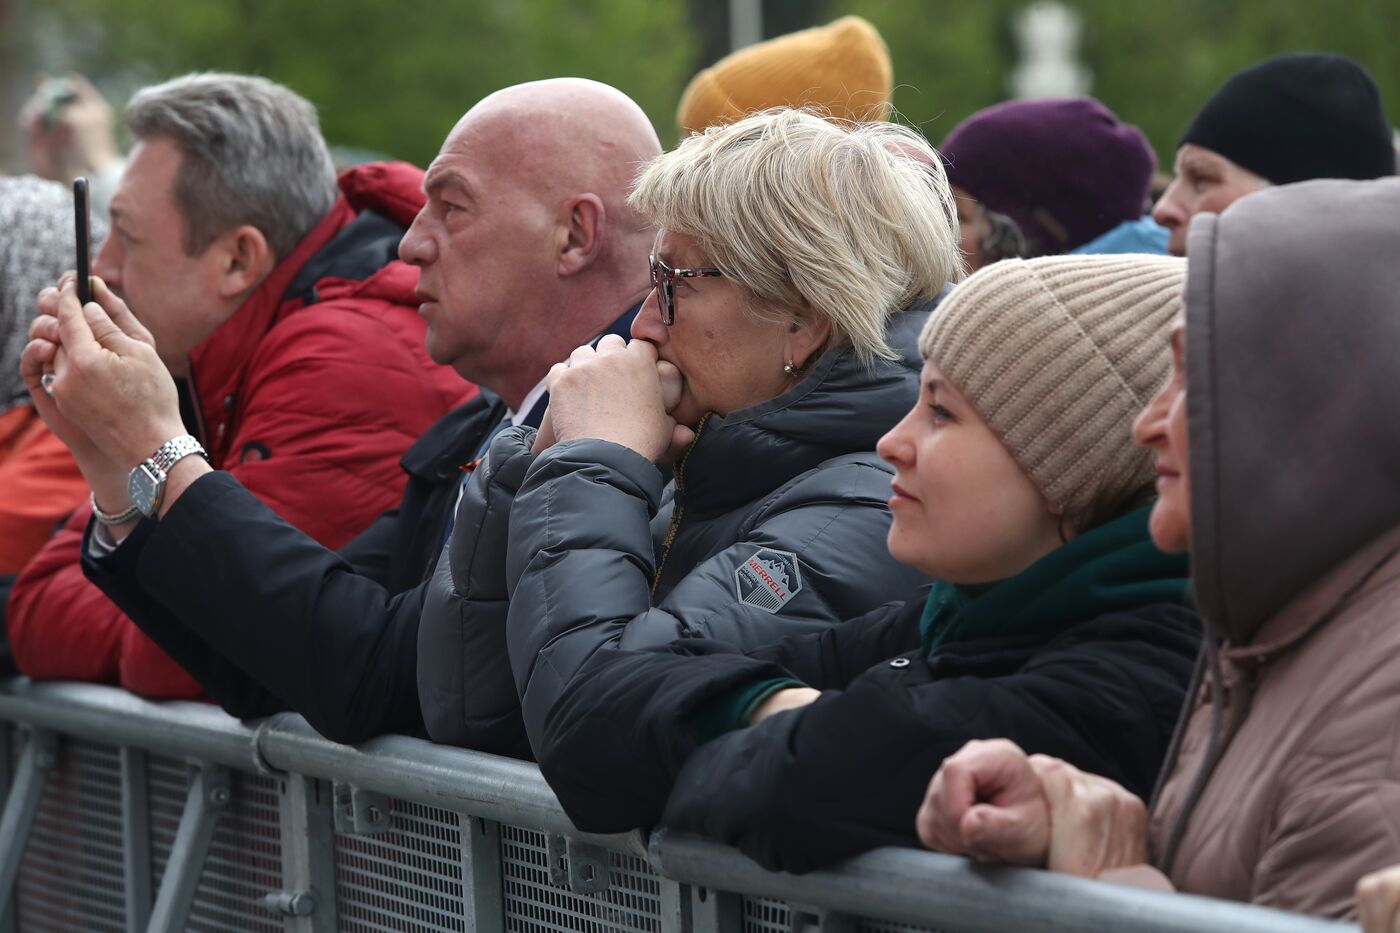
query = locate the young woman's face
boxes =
[877,362,1063,584]
[630,230,829,427]
[1132,318,1191,552]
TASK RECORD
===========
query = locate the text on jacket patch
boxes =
[735,548,803,613]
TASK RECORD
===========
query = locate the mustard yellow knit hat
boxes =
[919,254,1186,518]
[676,15,893,136]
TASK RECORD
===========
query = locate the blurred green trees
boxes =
[843,0,1400,164]
[8,0,1400,170]
[14,0,697,165]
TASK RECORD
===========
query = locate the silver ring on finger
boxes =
[40,372,56,398]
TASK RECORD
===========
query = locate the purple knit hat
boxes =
[939,97,1156,254]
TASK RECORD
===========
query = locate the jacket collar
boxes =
[189,198,357,459]
[1222,523,1400,670]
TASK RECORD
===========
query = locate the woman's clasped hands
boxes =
[533,334,695,462]
[916,738,1151,878]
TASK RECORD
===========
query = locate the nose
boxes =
[1132,378,1172,450]
[877,404,917,468]
[630,286,668,344]
[1151,179,1189,255]
[92,234,121,293]
[398,209,435,267]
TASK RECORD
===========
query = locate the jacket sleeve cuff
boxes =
[686,676,806,743]
[523,437,667,513]
[81,513,157,581]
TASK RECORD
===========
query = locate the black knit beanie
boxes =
[1180,52,1395,184]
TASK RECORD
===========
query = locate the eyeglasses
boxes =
[650,253,723,326]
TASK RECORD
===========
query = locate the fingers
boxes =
[915,769,961,851]
[1034,756,1147,877]
[595,333,627,354]
[91,277,154,344]
[624,337,658,364]
[67,72,104,101]
[1357,865,1400,933]
[657,360,684,412]
[53,283,99,354]
[657,423,696,465]
[36,286,62,320]
[961,802,1048,866]
[916,738,1040,858]
[30,310,60,345]
[76,289,134,349]
[20,338,58,389]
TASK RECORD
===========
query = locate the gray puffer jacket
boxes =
[417,297,940,754]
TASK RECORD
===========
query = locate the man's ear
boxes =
[214,224,274,300]
[558,194,605,277]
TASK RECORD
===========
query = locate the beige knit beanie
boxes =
[919,254,1185,522]
[676,15,893,136]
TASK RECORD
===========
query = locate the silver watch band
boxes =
[148,434,207,475]
[89,491,141,526]
[129,434,211,519]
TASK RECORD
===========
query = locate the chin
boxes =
[884,526,924,575]
[1148,503,1190,553]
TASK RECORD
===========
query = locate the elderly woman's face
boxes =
[1132,318,1190,552]
[1152,144,1266,256]
[631,230,829,428]
[877,361,1062,584]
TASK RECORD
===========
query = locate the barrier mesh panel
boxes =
[747,899,940,933]
[334,798,468,932]
[501,825,662,933]
[14,735,127,933]
[857,920,940,933]
[147,754,284,933]
[743,896,792,933]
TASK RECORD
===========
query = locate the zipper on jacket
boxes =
[651,413,709,597]
[178,358,212,450]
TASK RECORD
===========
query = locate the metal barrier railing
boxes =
[0,678,1354,933]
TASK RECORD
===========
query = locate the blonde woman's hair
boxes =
[628,108,962,368]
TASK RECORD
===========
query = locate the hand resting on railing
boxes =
[916,738,1170,889]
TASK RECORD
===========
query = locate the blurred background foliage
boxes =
[2,0,1398,171]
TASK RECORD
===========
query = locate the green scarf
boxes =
[919,506,1189,654]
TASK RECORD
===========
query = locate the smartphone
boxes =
[73,177,92,305]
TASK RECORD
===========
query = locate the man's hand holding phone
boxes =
[24,274,175,520]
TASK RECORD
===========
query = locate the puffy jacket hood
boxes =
[337,160,428,228]
[680,288,945,517]
[1185,177,1400,646]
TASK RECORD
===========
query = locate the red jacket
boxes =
[8,161,473,698]
[0,407,89,573]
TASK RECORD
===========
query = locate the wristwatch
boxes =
[128,434,209,518]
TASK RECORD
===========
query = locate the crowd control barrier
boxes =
[0,679,1356,933]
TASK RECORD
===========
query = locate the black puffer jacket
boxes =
[416,296,943,750]
[531,596,1198,873]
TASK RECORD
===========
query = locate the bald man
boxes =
[34,79,661,747]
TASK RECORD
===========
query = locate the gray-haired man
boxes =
[8,73,468,696]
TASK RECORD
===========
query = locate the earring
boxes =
[783,361,795,375]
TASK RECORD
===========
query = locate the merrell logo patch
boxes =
[735,548,803,613]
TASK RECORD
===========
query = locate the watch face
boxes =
[128,463,163,517]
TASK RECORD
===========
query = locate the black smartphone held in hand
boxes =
[73,176,92,305]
